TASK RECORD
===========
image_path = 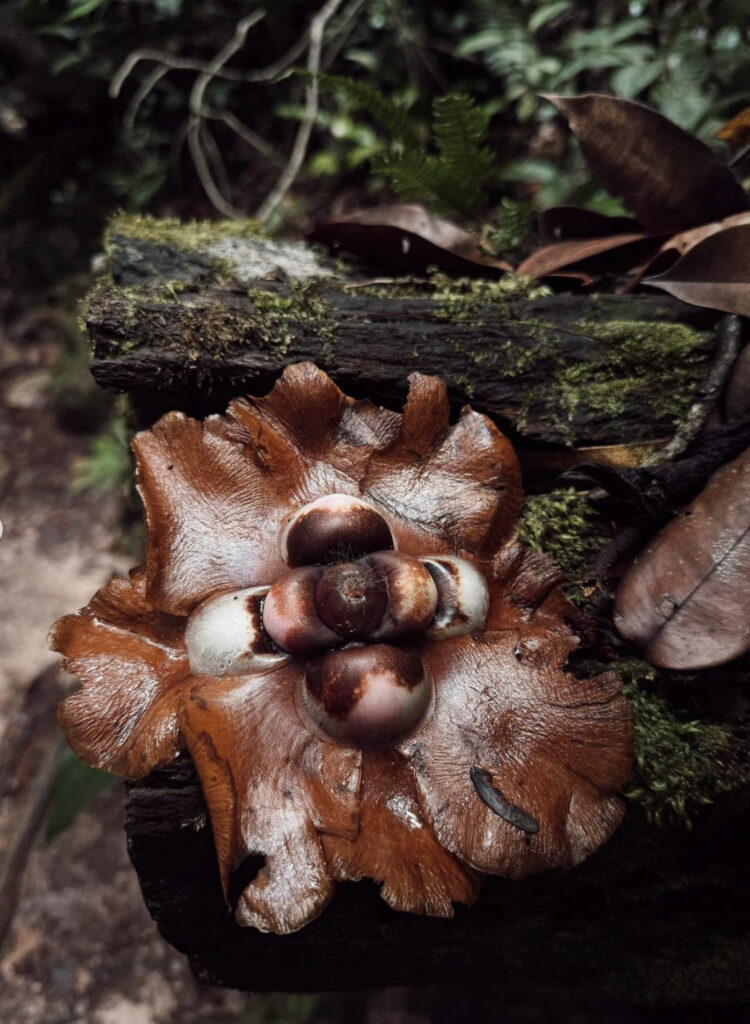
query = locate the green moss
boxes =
[106,212,266,250]
[580,658,737,828]
[518,487,612,603]
[246,281,337,357]
[516,319,712,446]
[433,273,552,319]
[86,277,340,368]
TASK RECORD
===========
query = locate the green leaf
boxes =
[611,61,664,99]
[370,152,458,213]
[45,749,116,840]
[62,0,110,23]
[528,0,573,35]
[314,74,421,147]
[431,94,495,214]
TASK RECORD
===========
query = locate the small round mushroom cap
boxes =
[301,644,431,747]
[262,567,339,655]
[421,555,489,638]
[185,587,290,676]
[368,551,439,641]
[280,494,394,566]
[314,561,387,639]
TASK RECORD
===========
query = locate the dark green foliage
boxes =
[370,94,495,216]
[45,749,116,840]
[315,73,422,148]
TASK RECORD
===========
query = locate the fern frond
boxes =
[431,95,495,214]
[370,152,461,214]
[315,73,421,147]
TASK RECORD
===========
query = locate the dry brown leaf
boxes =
[538,206,642,241]
[544,94,749,233]
[614,445,750,669]
[520,441,665,490]
[310,203,510,274]
[644,223,750,316]
[517,232,659,280]
[717,106,750,150]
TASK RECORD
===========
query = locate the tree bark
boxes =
[88,224,718,447]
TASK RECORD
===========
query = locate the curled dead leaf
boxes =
[520,441,665,491]
[644,223,750,317]
[310,203,510,275]
[717,107,750,150]
[516,232,660,281]
[538,207,642,242]
[543,94,749,233]
[614,445,750,669]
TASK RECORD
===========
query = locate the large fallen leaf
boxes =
[543,94,749,233]
[517,232,659,280]
[644,223,750,316]
[538,207,642,241]
[613,445,750,669]
[310,204,510,274]
[627,211,750,287]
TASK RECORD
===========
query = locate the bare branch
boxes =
[123,62,171,133]
[202,106,283,166]
[186,9,267,219]
[255,0,347,225]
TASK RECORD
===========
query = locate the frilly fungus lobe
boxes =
[50,362,633,935]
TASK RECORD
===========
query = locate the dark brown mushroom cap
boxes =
[301,644,431,747]
[50,362,634,935]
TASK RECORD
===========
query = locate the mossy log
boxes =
[89,214,719,447]
[93,216,748,1003]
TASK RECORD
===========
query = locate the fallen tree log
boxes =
[125,755,749,1000]
[88,215,718,447]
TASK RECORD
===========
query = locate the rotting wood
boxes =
[87,225,719,447]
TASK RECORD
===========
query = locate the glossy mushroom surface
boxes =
[51,362,634,935]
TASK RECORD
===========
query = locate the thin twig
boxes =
[123,62,171,132]
[255,0,347,225]
[643,314,743,467]
[202,106,283,165]
[321,0,367,68]
[187,9,266,219]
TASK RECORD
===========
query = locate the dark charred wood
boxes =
[125,755,749,1000]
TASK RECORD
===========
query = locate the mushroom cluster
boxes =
[50,363,633,935]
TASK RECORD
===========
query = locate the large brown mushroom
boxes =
[50,363,633,935]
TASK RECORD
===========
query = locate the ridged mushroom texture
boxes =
[50,362,633,935]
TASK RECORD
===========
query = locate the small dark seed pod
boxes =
[368,551,438,642]
[313,561,387,639]
[301,644,431,747]
[280,494,394,567]
[262,567,339,655]
[185,587,290,675]
[420,555,489,638]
